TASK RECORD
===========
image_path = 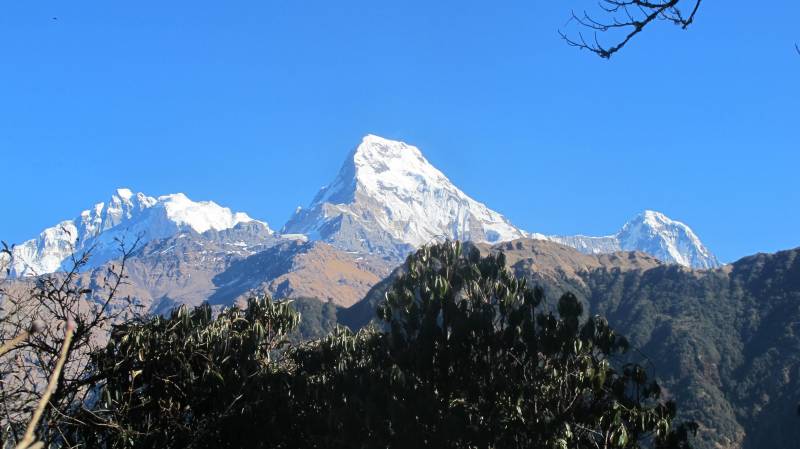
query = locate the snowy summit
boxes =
[282,134,524,257]
[543,210,720,269]
[8,188,265,277]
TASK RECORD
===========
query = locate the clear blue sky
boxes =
[1,1,798,263]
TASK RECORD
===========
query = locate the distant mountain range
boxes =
[4,134,719,280]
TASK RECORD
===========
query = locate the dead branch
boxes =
[0,234,142,446]
[560,0,702,58]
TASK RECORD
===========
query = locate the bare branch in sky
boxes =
[560,0,702,58]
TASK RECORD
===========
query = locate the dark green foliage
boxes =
[74,242,694,448]
[74,297,300,448]
[337,270,397,331]
[334,245,800,449]
[284,241,697,448]
[288,296,340,342]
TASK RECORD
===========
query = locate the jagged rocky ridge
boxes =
[6,189,267,277]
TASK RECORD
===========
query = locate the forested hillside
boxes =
[339,240,800,449]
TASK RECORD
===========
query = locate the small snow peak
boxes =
[115,188,133,200]
[361,134,396,145]
[354,135,423,163]
[160,192,190,203]
[137,192,157,207]
[614,210,719,269]
[633,210,692,231]
[641,210,668,221]
[626,210,670,229]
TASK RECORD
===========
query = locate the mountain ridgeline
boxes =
[5,135,719,282]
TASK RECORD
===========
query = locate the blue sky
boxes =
[1,1,798,263]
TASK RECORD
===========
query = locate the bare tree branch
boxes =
[0,235,143,446]
[560,0,703,58]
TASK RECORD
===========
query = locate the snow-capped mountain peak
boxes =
[617,210,719,268]
[542,210,720,269]
[283,135,525,257]
[8,188,266,277]
[350,135,456,204]
[157,192,256,234]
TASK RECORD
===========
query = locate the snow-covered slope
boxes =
[543,210,720,269]
[8,188,267,277]
[282,135,525,257]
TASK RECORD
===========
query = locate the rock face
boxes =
[9,188,263,277]
[104,222,280,313]
[208,240,393,308]
[282,134,525,259]
[54,231,390,314]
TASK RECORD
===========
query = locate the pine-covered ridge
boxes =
[337,240,800,449]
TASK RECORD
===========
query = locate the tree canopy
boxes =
[67,241,695,448]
